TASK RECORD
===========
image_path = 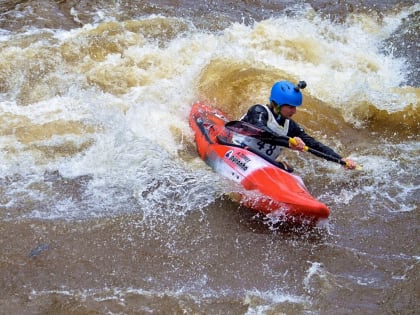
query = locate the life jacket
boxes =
[233,105,290,160]
[262,104,290,137]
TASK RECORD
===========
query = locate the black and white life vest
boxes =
[233,105,290,160]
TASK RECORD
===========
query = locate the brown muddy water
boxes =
[0,1,419,314]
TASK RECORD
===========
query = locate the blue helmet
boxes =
[269,80,306,107]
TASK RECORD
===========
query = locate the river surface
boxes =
[0,1,419,314]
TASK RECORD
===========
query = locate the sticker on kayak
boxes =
[225,150,233,158]
[225,150,249,171]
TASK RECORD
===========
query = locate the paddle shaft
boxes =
[288,137,347,166]
[225,121,348,167]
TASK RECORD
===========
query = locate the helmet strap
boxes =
[272,102,282,116]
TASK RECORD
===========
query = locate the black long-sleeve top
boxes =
[241,104,343,160]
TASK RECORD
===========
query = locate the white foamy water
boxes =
[1,5,417,219]
[0,2,418,314]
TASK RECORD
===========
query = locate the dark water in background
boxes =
[0,1,419,314]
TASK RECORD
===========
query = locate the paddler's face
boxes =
[279,105,297,119]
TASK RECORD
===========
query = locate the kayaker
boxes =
[239,80,357,171]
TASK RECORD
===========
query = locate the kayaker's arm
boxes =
[241,105,272,132]
[287,120,343,160]
[287,122,359,169]
[225,120,360,169]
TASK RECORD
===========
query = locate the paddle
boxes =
[225,120,287,143]
[225,120,360,169]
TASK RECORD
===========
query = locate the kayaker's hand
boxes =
[342,158,357,169]
[289,137,305,151]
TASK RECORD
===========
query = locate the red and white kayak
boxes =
[189,101,330,225]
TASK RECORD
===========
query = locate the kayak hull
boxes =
[189,102,330,224]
